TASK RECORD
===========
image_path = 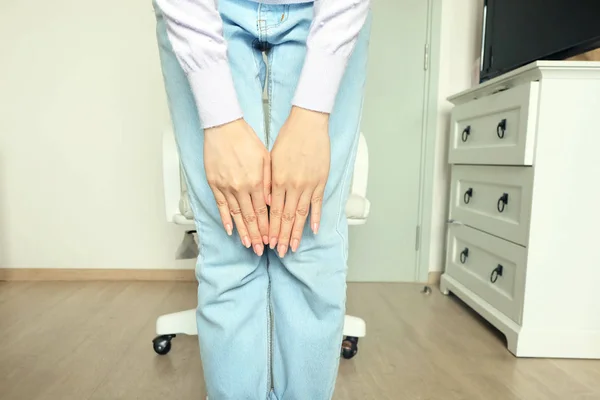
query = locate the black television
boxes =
[480,0,600,82]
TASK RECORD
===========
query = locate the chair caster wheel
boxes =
[341,336,359,360]
[152,334,175,355]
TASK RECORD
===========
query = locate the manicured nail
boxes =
[254,244,264,256]
[226,224,233,236]
[269,237,278,249]
[278,244,287,258]
[243,236,251,248]
[291,239,299,253]
[312,223,319,235]
[262,235,269,245]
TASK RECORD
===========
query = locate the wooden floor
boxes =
[1,282,599,400]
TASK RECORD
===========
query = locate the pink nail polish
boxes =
[278,244,287,258]
[254,244,264,256]
[291,239,299,253]
[263,236,269,245]
[312,223,319,234]
[269,237,277,250]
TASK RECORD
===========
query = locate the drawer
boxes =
[448,82,539,165]
[445,224,526,324]
[449,165,533,246]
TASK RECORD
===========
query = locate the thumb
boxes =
[263,152,272,206]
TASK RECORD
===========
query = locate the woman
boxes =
[153,0,371,398]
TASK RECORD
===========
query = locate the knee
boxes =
[277,246,348,314]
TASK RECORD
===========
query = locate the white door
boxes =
[348,0,430,282]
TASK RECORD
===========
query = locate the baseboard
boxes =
[427,271,442,285]
[1,268,442,284]
[0,268,196,282]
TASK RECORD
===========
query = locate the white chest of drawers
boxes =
[440,61,600,359]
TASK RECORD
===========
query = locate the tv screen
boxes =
[481,0,600,82]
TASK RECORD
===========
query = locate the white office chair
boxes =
[153,128,371,360]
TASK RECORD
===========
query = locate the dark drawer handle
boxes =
[490,264,503,283]
[497,192,509,212]
[461,125,471,142]
[464,188,473,204]
[497,118,507,139]
[459,248,469,264]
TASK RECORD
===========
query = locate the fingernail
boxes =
[291,239,299,253]
[243,236,251,248]
[226,224,233,236]
[312,223,319,234]
[262,236,269,245]
[278,244,287,258]
[254,244,264,256]
[269,237,277,249]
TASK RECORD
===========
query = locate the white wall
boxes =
[0,0,482,274]
[0,0,194,269]
[428,0,484,272]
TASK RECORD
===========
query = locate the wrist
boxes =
[289,106,329,124]
[204,117,244,134]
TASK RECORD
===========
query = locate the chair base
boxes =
[153,309,366,359]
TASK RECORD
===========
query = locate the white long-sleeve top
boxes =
[156,0,370,128]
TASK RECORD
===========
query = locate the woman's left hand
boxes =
[269,106,331,258]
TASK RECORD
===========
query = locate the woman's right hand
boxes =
[204,119,271,256]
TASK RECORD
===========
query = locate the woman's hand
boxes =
[269,106,330,257]
[204,119,271,256]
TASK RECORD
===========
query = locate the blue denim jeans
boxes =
[154,1,371,398]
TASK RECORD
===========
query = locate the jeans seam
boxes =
[267,47,275,146]
[334,110,364,256]
[266,269,273,399]
[257,3,265,43]
[250,48,266,139]
[259,7,273,399]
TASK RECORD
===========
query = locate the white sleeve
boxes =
[292,0,371,113]
[156,0,243,128]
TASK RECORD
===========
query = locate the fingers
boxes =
[269,184,286,251]
[263,153,271,206]
[249,151,271,246]
[217,180,322,257]
[211,187,233,236]
[310,185,325,235]
[224,193,250,249]
[217,186,266,256]
[277,189,300,258]
[237,193,264,256]
[251,186,269,246]
[290,190,313,253]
